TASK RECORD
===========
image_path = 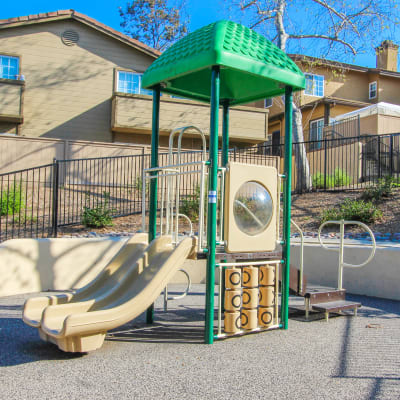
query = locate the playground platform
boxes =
[1,284,399,400]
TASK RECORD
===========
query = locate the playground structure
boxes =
[22,20,306,351]
[21,21,376,352]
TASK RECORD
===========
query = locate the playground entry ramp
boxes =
[23,233,149,329]
[23,235,197,353]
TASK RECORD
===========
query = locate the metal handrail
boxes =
[163,269,192,311]
[318,219,376,290]
[291,219,304,293]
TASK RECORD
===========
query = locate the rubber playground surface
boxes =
[1,284,399,400]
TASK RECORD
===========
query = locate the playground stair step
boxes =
[311,300,361,321]
[305,286,346,305]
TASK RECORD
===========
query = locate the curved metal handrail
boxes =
[163,269,192,311]
[318,220,376,267]
[318,219,376,290]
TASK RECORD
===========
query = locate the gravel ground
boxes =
[1,285,399,400]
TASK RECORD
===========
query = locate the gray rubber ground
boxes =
[1,285,399,400]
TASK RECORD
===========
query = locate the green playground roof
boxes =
[142,20,305,106]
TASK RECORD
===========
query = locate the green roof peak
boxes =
[142,20,305,106]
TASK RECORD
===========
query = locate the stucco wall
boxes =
[0,238,206,297]
[291,243,400,301]
[113,94,268,143]
[0,81,23,117]
[0,20,155,142]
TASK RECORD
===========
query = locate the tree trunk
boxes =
[292,102,312,192]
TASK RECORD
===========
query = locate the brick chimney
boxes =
[375,40,399,72]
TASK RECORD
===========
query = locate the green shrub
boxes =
[333,168,351,187]
[82,192,114,228]
[320,198,382,224]
[312,169,351,189]
[361,176,395,203]
[312,172,334,189]
[0,184,25,216]
[180,185,201,221]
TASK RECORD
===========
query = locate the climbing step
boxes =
[305,286,346,305]
[311,300,361,321]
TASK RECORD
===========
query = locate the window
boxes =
[264,98,273,108]
[309,118,324,149]
[305,73,324,97]
[117,71,152,95]
[369,81,377,99]
[0,55,19,80]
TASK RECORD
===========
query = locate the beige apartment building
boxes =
[265,40,400,146]
[0,10,269,150]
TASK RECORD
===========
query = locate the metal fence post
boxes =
[51,158,59,238]
[378,136,381,179]
[324,138,328,190]
[390,135,393,177]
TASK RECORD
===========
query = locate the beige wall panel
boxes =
[0,82,22,116]
[360,115,378,135]
[377,115,400,134]
[378,76,400,104]
[0,20,155,142]
[113,96,268,142]
[0,136,64,173]
[0,135,151,173]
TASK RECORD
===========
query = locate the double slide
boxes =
[23,234,196,352]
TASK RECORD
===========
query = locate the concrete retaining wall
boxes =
[0,238,397,301]
[0,238,206,297]
[291,243,400,301]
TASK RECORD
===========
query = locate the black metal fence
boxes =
[1,132,399,242]
[256,132,400,192]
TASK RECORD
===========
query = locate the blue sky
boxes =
[1,0,396,68]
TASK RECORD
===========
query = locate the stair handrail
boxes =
[318,220,376,290]
[291,219,304,294]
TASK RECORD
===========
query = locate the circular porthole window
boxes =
[61,30,79,46]
[233,181,273,236]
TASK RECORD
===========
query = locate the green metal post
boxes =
[281,86,293,330]
[220,103,229,313]
[147,84,161,324]
[222,102,230,167]
[205,66,220,344]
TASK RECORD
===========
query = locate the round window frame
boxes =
[232,180,274,237]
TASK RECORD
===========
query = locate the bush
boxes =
[312,172,334,189]
[312,169,351,189]
[82,192,114,228]
[180,185,201,221]
[333,168,351,187]
[0,184,25,216]
[320,198,382,225]
[361,176,395,203]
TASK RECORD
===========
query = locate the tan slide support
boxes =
[23,233,149,329]
[24,235,196,352]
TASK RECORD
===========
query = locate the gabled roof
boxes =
[0,9,160,59]
[142,20,305,106]
[290,54,400,78]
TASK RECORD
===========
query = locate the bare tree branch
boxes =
[289,34,356,54]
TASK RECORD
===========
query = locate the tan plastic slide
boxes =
[23,234,196,353]
[23,232,149,329]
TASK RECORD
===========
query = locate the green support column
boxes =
[205,66,220,344]
[222,102,230,167]
[281,86,293,329]
[147,85,161,324]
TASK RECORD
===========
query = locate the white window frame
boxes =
[305,73,324,97]
[309,118,324,149]
[264,98,273,108]
[0,55,19,80]
[369,81,377,99]
[116,71,152,95]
